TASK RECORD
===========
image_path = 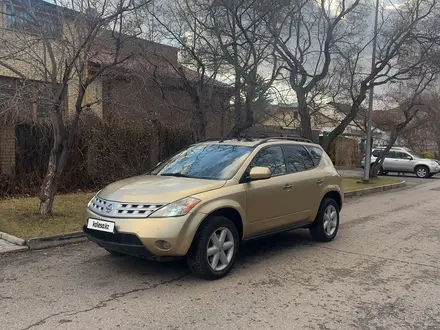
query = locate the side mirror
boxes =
[249,167,272,181]
[405,156,413,160]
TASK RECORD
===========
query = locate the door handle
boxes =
[283,184,293,191]
[316,179,324,185]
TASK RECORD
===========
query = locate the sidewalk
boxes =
[0,237,28,253]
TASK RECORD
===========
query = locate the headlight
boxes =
[150,197,201,218]
[87,190,101,207]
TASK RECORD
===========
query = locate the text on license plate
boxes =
[87,219,115,233]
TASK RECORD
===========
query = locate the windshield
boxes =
[151,144,253,180]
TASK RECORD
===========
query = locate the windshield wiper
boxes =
[160,173,191,178]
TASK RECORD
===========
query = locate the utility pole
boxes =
[363,0,380,182]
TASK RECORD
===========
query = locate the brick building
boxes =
[0,0,233,177]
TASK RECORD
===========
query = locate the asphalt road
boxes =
[2,180,440,330]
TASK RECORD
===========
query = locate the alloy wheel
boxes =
[417,167,427,178]
[323,205,338,236]
[206,227,235,271]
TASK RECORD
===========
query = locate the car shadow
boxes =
[91,229,315,281]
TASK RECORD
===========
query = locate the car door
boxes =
[244,145,294,235]
[398,151,415,172]
[384,151,399,171]
[282,144,320,222]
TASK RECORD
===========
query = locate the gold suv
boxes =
[84,137,343,279]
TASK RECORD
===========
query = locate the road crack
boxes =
[21,272,189,330]
[317,246,440,270]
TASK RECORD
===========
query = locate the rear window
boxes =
[306,146,323,166]
[372,149,384,157]
[283,145,315,172]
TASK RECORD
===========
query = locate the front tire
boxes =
[187,216,239,280]
[415,165,429,178]
[310,198,340,242]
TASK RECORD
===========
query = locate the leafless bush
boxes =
[1,114,193,198]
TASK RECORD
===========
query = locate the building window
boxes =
[5,5,61,37]
[6,5,32,29]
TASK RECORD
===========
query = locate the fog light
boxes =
[155,240,172,250]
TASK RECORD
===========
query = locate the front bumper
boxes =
[84,208,206,257]
[84,226,153,258]
[428,164,440,174]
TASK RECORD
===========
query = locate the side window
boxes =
[384,151,394,158]
[284,145,315,173]
[251,146,286,176]
[307,146,323,166]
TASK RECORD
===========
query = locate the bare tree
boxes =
[369,75,437,177]
[160,0,281,137]
[0,0,150,214]
[146,0,229,141]
[321,0,440,151]
[265,0,364,140]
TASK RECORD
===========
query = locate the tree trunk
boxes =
[321,115,353,152]
[39,142,69,214]
[230,73,243,137]
[193,102,206,142]
[322,88,369,152]
[370,130,399,178]
[39,86,84,215]
[297,92,313,141]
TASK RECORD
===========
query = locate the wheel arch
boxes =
[198,207,244,240]
[186,207,244,256]
[322,191,342,211]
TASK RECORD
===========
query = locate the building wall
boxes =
[102,76,232,138]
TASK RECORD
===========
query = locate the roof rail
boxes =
[198,136,254,143]
[197,135,313,145]
[254,136,313,146]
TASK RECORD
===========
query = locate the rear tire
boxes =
[187,216,239,280]
[415,165,430,178]
[310,198,340,242]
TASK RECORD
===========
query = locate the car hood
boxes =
[98,175,226,204]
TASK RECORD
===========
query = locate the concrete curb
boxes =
[26,231,87,250]
[0,232,26,246]
[0,245,29,254]
[344,181,406,198]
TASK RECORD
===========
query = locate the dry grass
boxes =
[342,177,401,192]
[0,192,95,239]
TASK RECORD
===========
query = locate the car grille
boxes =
[89,196,163,218]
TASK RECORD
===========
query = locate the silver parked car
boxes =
[361,147,440,178]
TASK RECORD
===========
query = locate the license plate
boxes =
[87,219,115,233]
